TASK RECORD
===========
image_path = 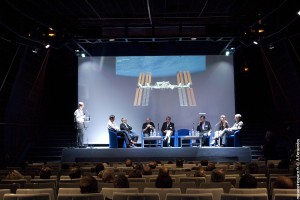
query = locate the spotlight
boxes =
[244,67,249,72]
[32,48,38,53]
[81,53,86,58]
[225,50,230,56]
[191,37,197,41]
[298,10,300,15]
[75,49,80,52]
[108,38,115,42]
[45,44,50,48]
[268,44,274,50]
[253,41,258,45]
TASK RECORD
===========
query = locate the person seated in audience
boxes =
[69,166,82,179]
[128,169,142,178]
[211,169,225,182]
[194,167,206,177]
[176,159,184,168]
[101,169,115,183]
[273,176,294,189]
[205,162,216,171]
[267,162,275,169]
[39,166,52,179]
[125,159,133,167]
[95,163,105,176]
[277,159,290,169]
[148,161,157,169]
[246,162,259,174]
[133,163,143,173]
[155,167,173,188]
[200,160,209,167]
[80,175,98,193]
[114,174,129,188]
[239,174,257,188]
[5,170,24,180]
[142,165,152,175]
[234,162,243,170]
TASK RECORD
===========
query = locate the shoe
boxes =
[131,144,136,148]
[127,144,133,148]
[167,144,172,147]
[210,141,215,145]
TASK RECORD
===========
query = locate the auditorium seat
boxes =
[176,129,190,147]
[108,129,126,148]
[220,193,268,200]
[112,192,160,200]
[101,188,138,200]
[186,188,224,200]
[165,193,213,200]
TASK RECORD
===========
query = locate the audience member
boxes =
[176,159,184,168]
[273,176,294,189]
[142,165,152,175]
[125,159,133,167]
[148,161,157,169]
[277,159,290,169]
[95,163,105,176]
[205,163,216,171]
[211,169,225,182]
[239,174,257,188]
[114,174,129,188]
[39,166,52,179]
[200,160,209,167]
[101,169,115,183]
[194,168,206,177]
[155,167,173,188]
[80,175,98,193]
[261,130,278,161]
[128,169,142,178]
[6,170,24,180]
[69,166,82,179]
[247,162,259,174]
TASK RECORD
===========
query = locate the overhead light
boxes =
[225,50,230,56]
[298,10,300,15]
[75,49,80,52]
[45,44,50,48]
[191,37,197,41]
[268,44,274,50]
[32,48,38,53]
[253,41,258,45]
[108,38,115,42]
[81,53,86,58]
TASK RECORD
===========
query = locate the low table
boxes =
[142,136,164,147]
[180,135,203,147]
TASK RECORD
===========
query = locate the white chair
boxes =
[165,193,213,200]
[229,188,267,194]
[57,193,102,200]
[143,188,181,200]
[274,194,298,200]
[272,189,297,200]
[112,192,160,200]
[58,188,81,194]
[129,182,155,193]
[220,193,268,200]
[3,193,50,200]
[172,182,196,193]
[16,188,55,200]
[186,188,224,200]
[178,177,206,187]
[200,182,233,193]
[0,189,11,199]
[101,188,138,200]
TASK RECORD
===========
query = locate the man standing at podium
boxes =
[74,102,87,146]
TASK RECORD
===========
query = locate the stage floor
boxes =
[61,146,252,163]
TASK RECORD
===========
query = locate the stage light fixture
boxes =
[32,48,38,53]
[108,38,115,42]
[225,50,230,56]
[268,44,274,50]
[253,41,258,45]
[191,37,197,41]
[298,10,300,15]
[81,53,86,57]
[45,44,50,48]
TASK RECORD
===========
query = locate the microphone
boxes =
[158,123,160,131]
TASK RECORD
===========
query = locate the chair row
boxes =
[1,188,297,200]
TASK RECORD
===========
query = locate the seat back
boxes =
[16,188,55,200]
[179,177,206,187]
[200,182,233,193]
[143,188,181,200]
[229,188,267,194]
[112,192,160,200]
[186,188,224,200]
[58,188,81,194]
[273,194,297,200]
[220,193,268,200]
[0,184,20,193]
[57,193,102,200]
[3,193,50,200]
[129,182,155,193]
[108,129,125,148]
[165,193,213,200]
[272,189,297,200]
[101,188,138,200]
[0,189,11,200]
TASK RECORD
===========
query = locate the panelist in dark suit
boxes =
[161,116,175,147]
[120,117,139,143]
[196,115,212,146]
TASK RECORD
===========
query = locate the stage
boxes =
[61,146,252,163]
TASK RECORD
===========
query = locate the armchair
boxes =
[108,129,126,148]
[226,130,242,147]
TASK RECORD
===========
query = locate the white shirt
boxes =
[107,120,119,131]
[74,109,85,123]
